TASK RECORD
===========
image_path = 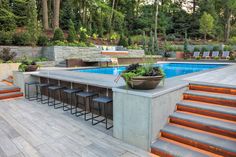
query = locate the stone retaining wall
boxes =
[0,46,145,62]
[0,46,43,59]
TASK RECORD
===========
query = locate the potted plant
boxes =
[121,63,165,90]
[175,46,184,59]
[18,60,39,72]
[162,42,172,60]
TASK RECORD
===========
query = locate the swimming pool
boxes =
[74,63,226,78]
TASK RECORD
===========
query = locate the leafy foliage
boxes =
[37,35,48,46]
[118,34,128,47]
[53,28,64,41]
[67,19,77,42]
[13,32,31,46]
[0,31,13,45]
[122,63,165,82]
[0,48,17,63]
[199,12,214,40]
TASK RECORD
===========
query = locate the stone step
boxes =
[177,100,236,121]
[151,137,219,157]
[189,82,236,95]
[0,86,21,94]
[183,90,236,107]
[0,92,23,100]
[170,111,236,138]
[161,124,236,157]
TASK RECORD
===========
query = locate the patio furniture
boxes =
[47,81,65,109]
[75,91,98,120]
[211,51,219,58]
[192,52,200,58]
[91,96,113,130]
[36,83,51,104]
[63,87,82,114]
[222,51,230,59]
[25,82,39,101]
[202,51,210,59]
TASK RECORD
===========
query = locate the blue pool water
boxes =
[75,63,226,78]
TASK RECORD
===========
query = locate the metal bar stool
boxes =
[75,85,98,121]
[36,83,51,104]
[25,81,39,101]
[91,96,113,130]
[63,83,82,114]
[47,80,65,109]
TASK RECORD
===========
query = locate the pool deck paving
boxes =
[185,63,236,87]
[0,98,154,157]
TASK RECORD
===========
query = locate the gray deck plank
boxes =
[0,129,20,156]
[12,136,41,157]
[0,98,149,157]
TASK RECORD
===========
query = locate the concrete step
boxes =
[177,100,236,121]
[0,92,23,100]
[151,137,219,157]
[189,82,236,95]
[161,124,236,157]
[170,111,236,138]
[183,90,236,107]
[0,86,21,94]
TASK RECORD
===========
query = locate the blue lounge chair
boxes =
[222,51,230,59]
[193,52,200,58]
[211,51,219,58]
[202,51,210,59]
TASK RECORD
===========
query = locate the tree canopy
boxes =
[0,0,236,43]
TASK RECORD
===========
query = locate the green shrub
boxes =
[0,48,17,63]
[224,45,233,51]
[79,27,88,42]
[37,35,48,46]
[228,37,236,45]
[33,57,48,62]
[214,56,219,60]
[0,8,16,31]
[193,46,201,52]
[131,35,143,44]
[77,42,87,47]
[127,44,142,50]
[166,34,176,41]
[12,32,31,46]
[52,28,64,41]
[87,42,95,47]
[229,56,235,61]
[201,46,209,52]
[67,19,77,42]
[110,32,119,41]
[0,31,13,45]
[212,45,220,51]
[92,33,98,40]
[196,56,201,60]
[128,36,133,46]
[118,34,128,47]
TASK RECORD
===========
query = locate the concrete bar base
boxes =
[112,85,187,150]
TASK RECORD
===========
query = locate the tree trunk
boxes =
[204,33,206,43]
[42,0,49,30]
[53,0,60,29]
[224,9,232,42]
[193,0,196,13]
[154,0,159,53]
[109,0,116,39]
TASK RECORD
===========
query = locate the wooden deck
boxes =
[0,98,153,157]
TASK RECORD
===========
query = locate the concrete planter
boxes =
[0,63,20,80]
[176,51,184,59]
